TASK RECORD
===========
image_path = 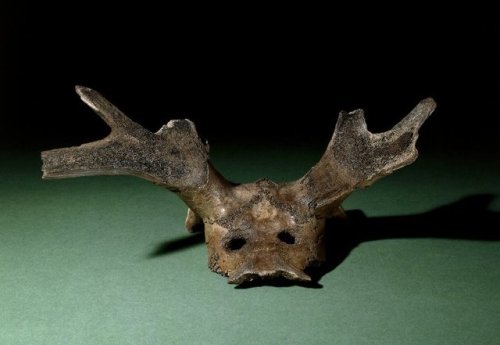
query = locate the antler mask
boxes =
[42,87,436,284]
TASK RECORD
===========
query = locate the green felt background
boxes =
[1,147,499,345]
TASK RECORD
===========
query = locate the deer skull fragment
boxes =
[41,87,435,284]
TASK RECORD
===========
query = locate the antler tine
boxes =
[41,86,231,219]
[75,86,147,136]
[288,98,436,218]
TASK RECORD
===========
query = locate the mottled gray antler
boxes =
[42,86,230,219]
[290,98,436,217]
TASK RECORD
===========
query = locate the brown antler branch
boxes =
[290,98,436,217]
[42,86,229,219]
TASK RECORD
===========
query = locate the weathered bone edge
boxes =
[41,86,435,285]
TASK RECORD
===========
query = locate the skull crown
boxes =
[42,86,436,284]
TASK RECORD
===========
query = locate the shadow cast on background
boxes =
[149,232,205,258]
[150,194,500,287]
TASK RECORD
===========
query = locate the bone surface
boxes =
[42,86,436,284]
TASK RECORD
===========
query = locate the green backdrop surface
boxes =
[1,148,499,345]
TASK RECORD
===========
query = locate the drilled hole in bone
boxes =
[226,237,247,251]
[277,231,295,245]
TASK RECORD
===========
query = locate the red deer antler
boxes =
[42,87,435,285]
[286,98,436,218]
[42,86,231,223]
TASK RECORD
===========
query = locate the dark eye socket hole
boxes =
[277,231,295,245]
[226,237,246,251]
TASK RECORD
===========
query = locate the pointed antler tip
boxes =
[419,97,437,111]
[74,86,103,112]
[75,85,95,97]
